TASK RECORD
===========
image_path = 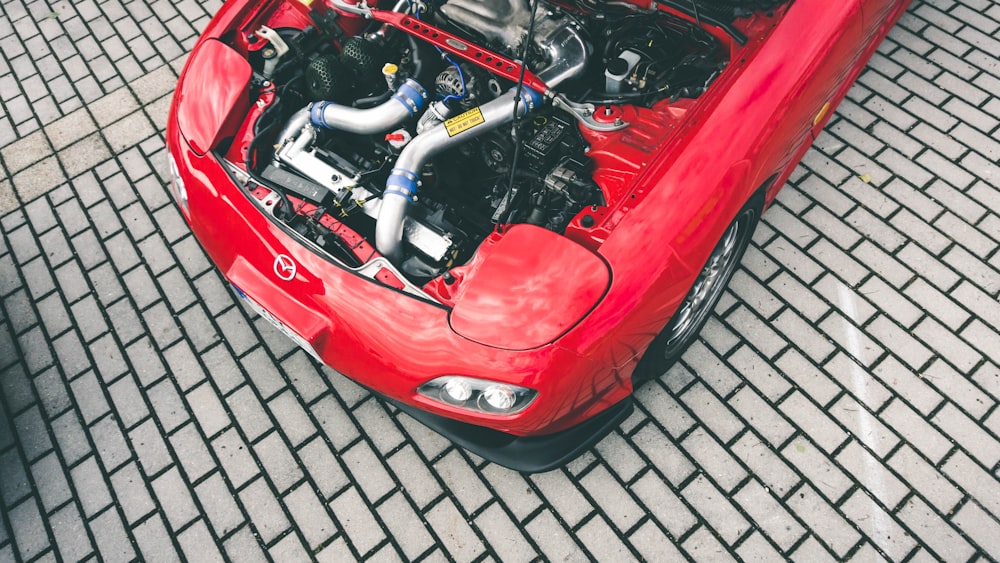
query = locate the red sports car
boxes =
[167,0,911,471]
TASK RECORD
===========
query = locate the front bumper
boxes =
[165,119,631,449]
[161,0,641,464]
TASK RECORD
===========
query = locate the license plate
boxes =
[233,285,323,362]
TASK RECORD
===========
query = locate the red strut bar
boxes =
[369,9,550,94]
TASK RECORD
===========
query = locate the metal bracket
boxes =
[550,95,629,132]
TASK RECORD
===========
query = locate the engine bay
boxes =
[221,0,745,290]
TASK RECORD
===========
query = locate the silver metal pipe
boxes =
[310,78,428,135]
[535,25,591,87]
[376,86,544,261]
[327,0,370,16]
[276,108,312,148]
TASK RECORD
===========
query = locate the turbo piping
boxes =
[310,78,428,135]
[375,86,545,261]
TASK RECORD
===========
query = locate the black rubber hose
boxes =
[407,35,424,81]
[245,97,296,220]
[352,35,428,109]
[352,90,393,109]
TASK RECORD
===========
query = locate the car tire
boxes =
[632,191,763,386]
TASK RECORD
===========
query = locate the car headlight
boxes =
[167,151,190,217]
[418,376,537,415]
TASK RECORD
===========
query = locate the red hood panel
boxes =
[449,225,610,351]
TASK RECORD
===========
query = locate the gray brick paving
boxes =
[2,0,1000,560]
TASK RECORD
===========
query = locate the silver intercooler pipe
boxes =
[376,86,545,261]
[373,5,592,263]
[310,78,428,134]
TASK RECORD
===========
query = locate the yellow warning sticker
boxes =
[445,107,486,137]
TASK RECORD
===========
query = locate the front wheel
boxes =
[632,194,762,385]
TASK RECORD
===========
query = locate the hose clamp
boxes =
[392,79,429,116]
[310,102,335,129]
[386,168,420,201]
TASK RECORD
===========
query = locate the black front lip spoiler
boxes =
[382,396,634,473]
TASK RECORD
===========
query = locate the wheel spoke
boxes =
[663,211,752,355]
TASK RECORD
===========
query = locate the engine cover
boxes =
[437,0,590,87]
[438,0,536,52]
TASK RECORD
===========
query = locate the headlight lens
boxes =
[167,151,189,217]
[418,376,537,415]
[482,385,516,410]
[443,378,473,402]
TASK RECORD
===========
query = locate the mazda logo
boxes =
[273,254,296,281]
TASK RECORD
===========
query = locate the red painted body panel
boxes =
[167,0,913,439]
[562,0,873,388]
[174,40,253,156]
[448,225,610,350]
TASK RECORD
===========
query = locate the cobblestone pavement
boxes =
[2,0,999,560]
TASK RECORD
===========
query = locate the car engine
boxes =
[236,0,730,284]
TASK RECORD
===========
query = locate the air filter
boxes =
[339,36,385,89]
[305,54,349,102]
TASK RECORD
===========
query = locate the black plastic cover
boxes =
[262,165,328,203]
